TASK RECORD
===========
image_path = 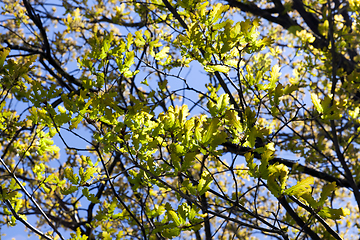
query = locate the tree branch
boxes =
[22,0,83,91]
[0,157,65,240]
[278,195,321,240]
[222,142,351,188]
[0,189,53,240]
[289,195,342,240]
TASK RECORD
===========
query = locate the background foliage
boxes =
[0,0,360,239]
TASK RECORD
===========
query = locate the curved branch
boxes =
[222,142,351,189]
[289,195,342,240]
[0,157,65,240]
[22,0,84,91]
[0,189,53,240]
[278,195,321,240]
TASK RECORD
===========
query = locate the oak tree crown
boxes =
[0,0,359,239]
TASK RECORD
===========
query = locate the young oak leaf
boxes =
[202,118,220,144]
[318,206,350,220]
[284,177,314,197]
[155,46,170,61]
[82,187,100,204]
[165,202,182,226]
[267,64,281,90]
[206,64,230,73]
[318,182,337,206]
[311,93,323,114]
[197,172,213,195]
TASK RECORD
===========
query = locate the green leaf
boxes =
[245,152,257,177]
[217,93,229,114]
[202,118,219,144]
[99,38,110,59]
[182,152,195,171]
[300,192,318,208]
[181,179,197,195]
[267,163,289,197]
[318,182,337,206]
[206,64,230,73]
[226,110,243,132]
[318,206,350,220]
[61,185,78,195]
[134,30,146,46]
[197,172,213,195]
[165,203,181,226]
[267,64,281,89]
[102,231,112,240]
[79,167,97,184]
[70,227,88,240]
[162,227,180,239]
[267,176,281,197]
[268,163,289,197]
[124,51,135,69]
[82,187,100,203]
[64,167,79,185]
[259,149,272,177]
[177,203,189,224]
[0,48,10,68]
[70,114,83,129]
[211,130,228,146]
[284,177,314,196]
[155,46,170,60]
[194,122,202,142]
[208,4,229,24]
[311,93,323,114]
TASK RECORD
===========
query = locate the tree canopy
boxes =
[0,0,360,239]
